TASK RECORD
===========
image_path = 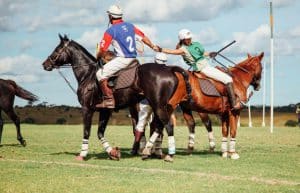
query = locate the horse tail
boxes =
[7,80,39,102]
[170,66,192,102]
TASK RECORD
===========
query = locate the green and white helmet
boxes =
[107,5,123,18]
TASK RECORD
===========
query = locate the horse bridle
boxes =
[233,58,261,87]
[47,40,71,68]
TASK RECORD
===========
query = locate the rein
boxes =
[57,69,77,94]
[49,40,98,95]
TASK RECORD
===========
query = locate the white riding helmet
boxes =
[155,52,168,64]
[178,29,192,40]
[107,5,123,18]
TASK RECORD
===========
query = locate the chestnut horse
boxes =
[169,52,264,159]
[42,35,190,161]
[0,79,38,146]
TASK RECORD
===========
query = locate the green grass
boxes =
[0,124,299,193]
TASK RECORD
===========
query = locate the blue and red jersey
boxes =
[99,19,145,58]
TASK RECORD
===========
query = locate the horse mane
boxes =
[230,55,258,74]
[69,39,97,63]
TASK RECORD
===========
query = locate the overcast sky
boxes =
[0,0,299,106]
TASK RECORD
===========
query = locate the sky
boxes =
[0,0,299,107]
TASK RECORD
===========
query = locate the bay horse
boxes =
[0,79,38,146]
[42,35,190,161]
[161,52,264,159]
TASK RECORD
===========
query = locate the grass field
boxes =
[0,124,299,193]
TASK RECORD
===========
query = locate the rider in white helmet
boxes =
[157,28,241,110]
[154,52,168,64]
[95,5,158,108]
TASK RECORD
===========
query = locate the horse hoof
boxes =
[229,152,240,160]
[75,156,84,161]
[141,154,150,160]
[142,147,151,156]
[222,152,228,158]
[164,154,174,162]
[130,149,138,156]
[109,147,121,161]
[21,140,27,147]
[187,145,194,155]
[209,142,216,152]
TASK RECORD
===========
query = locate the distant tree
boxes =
[284,120,297,127]
[22,117,35,124]
[56,118,67,125]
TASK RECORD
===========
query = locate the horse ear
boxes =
[247,53,251,58]
[63,34,69,41]
[258,52,264,60]
[59,34,63,41]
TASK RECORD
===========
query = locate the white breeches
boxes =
[96,57,135,80]
[201,65,232,84]
[136,100,153,132]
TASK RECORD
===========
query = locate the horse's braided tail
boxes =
[170,66,192,102]
[7,80,39,102]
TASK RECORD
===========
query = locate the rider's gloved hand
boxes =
[209,52,218,58]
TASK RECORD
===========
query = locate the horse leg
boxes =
[150,115,163,158]
[147,107,175,162]
[141,114,162,160]
[199,113,216,152]
[75,107,94,161]
[221,112,229,158]
[128,105,139,155]
[181,106,196,154]
[97,108,120,160]
[5,109,26,146]
[0,110,3,144]
[228,111,240,160]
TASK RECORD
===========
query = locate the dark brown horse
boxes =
[42,35,190,161]
[0,79,38,146]
[169,52,264,159]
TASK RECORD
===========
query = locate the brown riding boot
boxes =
[96,79,115,108]
[226,83,241,110]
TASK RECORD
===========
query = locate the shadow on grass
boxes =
[49,148,141,161]
[0,143,24,148]
[49,147,221,161]
[175,148,222,157]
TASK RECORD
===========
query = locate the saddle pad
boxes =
[114,65,138,90]
[199,78,221,97]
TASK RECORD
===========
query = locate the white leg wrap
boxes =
[229,138,236,153]
[136,103,152,132]
[188,133,195,147]
[221,137,228,153]
[79,139,89,157]
[208,131,214,141]
[100,137,112,153]
[139,135,146,150]
[168,136,176,155]
[152,135,163,155]
[145,131,159,149]
[208,131,216,149]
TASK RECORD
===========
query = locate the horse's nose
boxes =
[255,84,261,91]
[42,61,53,71]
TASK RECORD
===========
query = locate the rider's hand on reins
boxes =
[209,52,218,58]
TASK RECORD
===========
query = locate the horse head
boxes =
[248,52,264,91]
[42,34,72,71]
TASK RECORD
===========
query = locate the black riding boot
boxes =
[96,79,115,108]
[226,83,241,110]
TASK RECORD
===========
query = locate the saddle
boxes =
[193,71,230,97]
[107,59,139,90]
